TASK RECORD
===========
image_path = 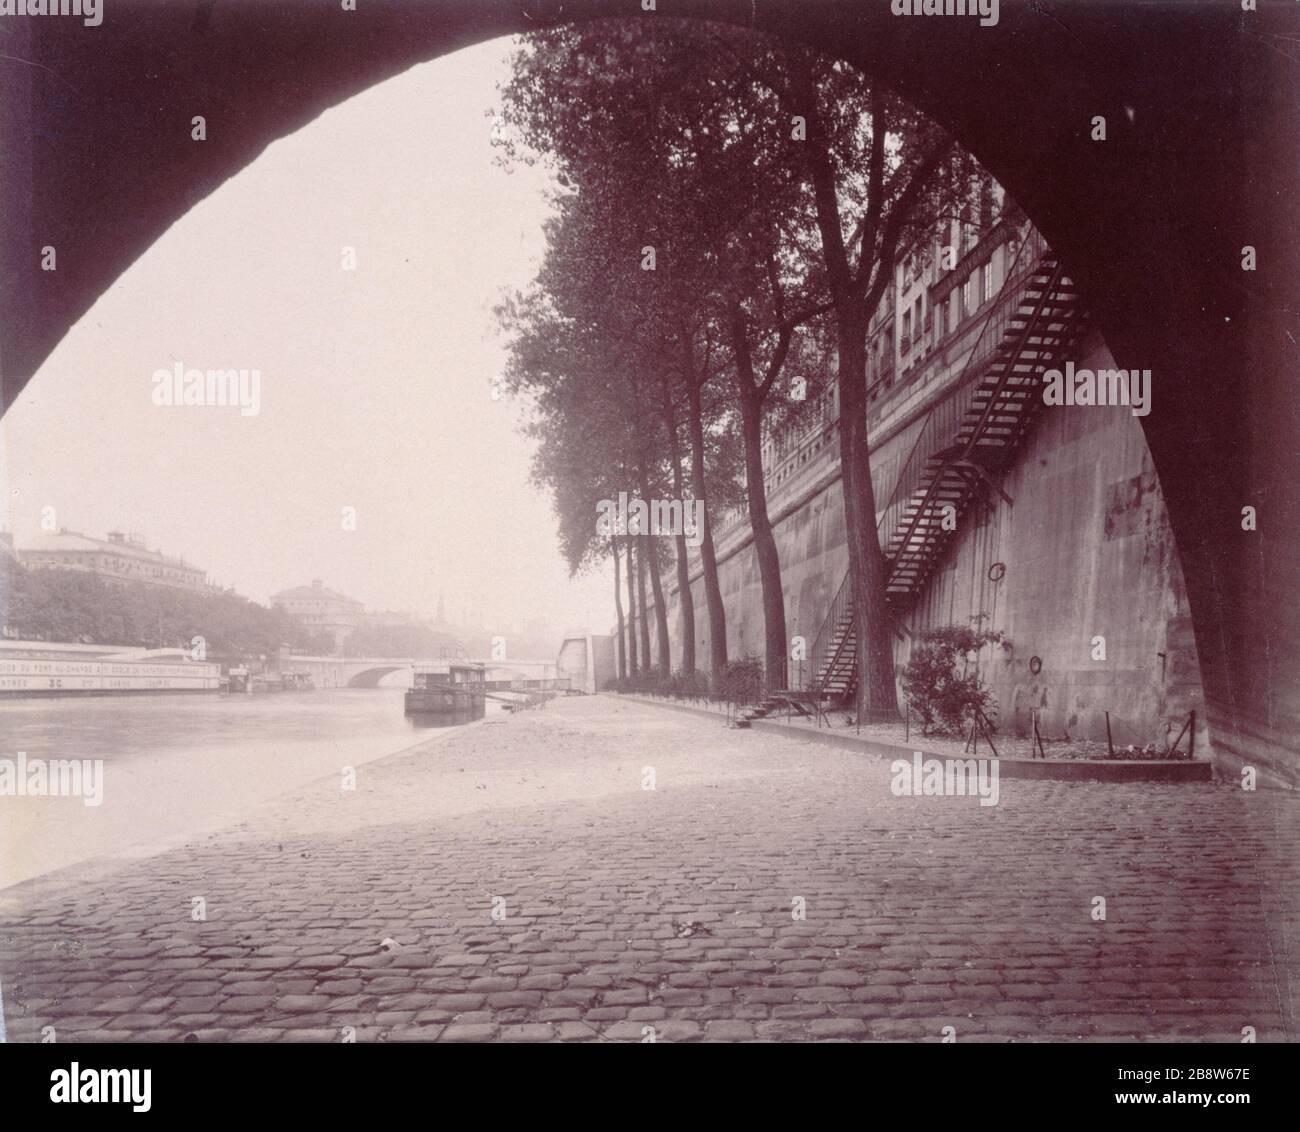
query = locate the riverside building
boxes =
[17,529,210,593]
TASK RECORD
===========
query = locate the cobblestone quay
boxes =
[2,696,1295,1042]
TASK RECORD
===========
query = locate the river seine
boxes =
[0,687,483,889]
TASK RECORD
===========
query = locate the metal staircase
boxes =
[877,232,1087,602]
[806,570,856,702]
[798,228,1088,705]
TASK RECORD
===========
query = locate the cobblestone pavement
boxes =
[1,696,1296,1042]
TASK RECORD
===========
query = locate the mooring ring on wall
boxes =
[1029,655,1042,675]
[988,562,1006,582]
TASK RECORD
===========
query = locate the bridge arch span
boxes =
[2,3,1294,778]
[346,666,409,689]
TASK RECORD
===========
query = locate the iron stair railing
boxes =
[882,258,1068,591]
[798,226,1088,704]
[874,228,1047,542]
[799,568,856,700]
[876,232,1088,603]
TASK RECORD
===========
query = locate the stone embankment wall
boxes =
[636,330,1206,754]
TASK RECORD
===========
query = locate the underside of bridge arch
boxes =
[2,2,1295,778]
[346,666,407,689]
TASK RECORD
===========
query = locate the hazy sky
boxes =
[0,37,614,634]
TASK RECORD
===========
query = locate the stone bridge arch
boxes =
[1,1,1294,778]
[346,665,410,689]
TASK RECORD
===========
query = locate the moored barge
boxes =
[0,642,220,697]
[404,660,487,717]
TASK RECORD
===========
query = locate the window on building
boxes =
[983,260,993,305]
[962,274,973,318]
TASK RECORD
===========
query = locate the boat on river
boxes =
[404,659,487,717]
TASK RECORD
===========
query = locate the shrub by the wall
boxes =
[902,621,1008,735]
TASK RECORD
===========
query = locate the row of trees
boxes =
[0,556,335,658]
[497,19,992,718]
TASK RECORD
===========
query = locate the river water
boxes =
[0,688,487,890]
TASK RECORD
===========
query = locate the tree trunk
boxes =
[669,531,695,676]
[644,532,672,678]
[798,72,901,722]
[661,381,697,675]
[638,469,673,677]
[685,368,728,685]
[636,541,652,673]
[836,318,900,721]
[612,536,626,680]
[624,535,639,677]
[730,312,788,696]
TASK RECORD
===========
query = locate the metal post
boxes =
[1187,709,1196,759]
[1105,710,1114,758]
[978,708,999,758]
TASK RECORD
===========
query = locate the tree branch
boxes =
[855,139,954,300]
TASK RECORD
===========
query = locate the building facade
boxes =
[270,579,365,651]
[17,529,209,592]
